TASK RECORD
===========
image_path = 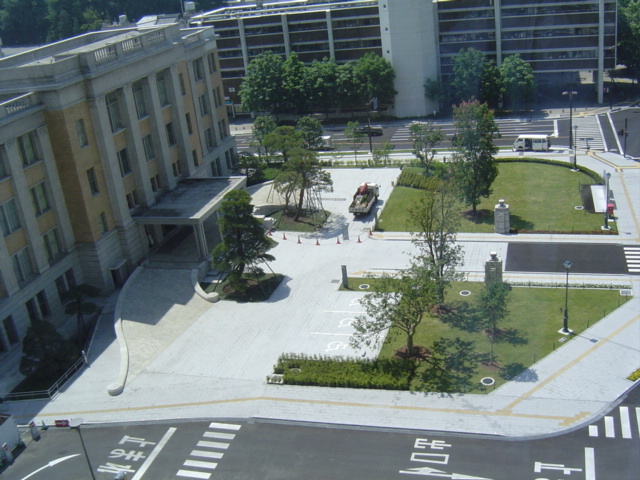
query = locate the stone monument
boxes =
[494,198,510,234]
[484,252,503,285]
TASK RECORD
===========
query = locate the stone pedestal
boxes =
[494,198,510,234]
[485,252,503,285]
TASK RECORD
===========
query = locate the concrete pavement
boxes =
[5,157,640,439]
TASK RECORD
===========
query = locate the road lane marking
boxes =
[190,450,223,459]
[183,459,217,469]
[585,447,596,480]
[196,440,229,449]
[208,422,241,430]
[20,454,80,480]
[203,431,235,440]
[604,416,615,437]
[619,406,632,438]
[176,470,210,479]
[131,427,176,480]
[588,425,598,437]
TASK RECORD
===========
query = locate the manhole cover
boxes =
[480,377,495,386]
[359,284,370,290]
[460,290,471,296]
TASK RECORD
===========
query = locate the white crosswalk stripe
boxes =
[588,405,637,439]
[623,246,640,273]
[573,116,604,151]
[177,422,242,478]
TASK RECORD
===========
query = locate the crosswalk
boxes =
[588,406,639,439]
[572,115,605,151]
[176,422,242,479]
[624,246,640,274]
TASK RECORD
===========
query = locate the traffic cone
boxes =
[357,235,361,243]
[282,232,287,240]
[316,238,320,246]
[369,228,373,236]
[336,236,341,244]
[297,236,301,244]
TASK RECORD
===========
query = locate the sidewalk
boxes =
[6,159,640,438]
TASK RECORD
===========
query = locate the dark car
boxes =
[354,125,383,136]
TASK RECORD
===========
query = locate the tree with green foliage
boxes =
[263,126,304,163]
[351,263,439,358]
[296,116,324,151]
[0,0,49,45]
[336,62,364,110]
[418,337,478,392]
[239,51,285,116]
[212,190,275,294]
[477,282,510,365]
[409,177,464,303]
[281,147,332,221]
[352,51,397,106]
[500,54,535,110]
[409,122,444,175]
[618,0,640,82]
[20,319,80,380]
[371,140,394,166]
[46,0,102,42]
[451,48,486,103]
[479,60,503,110]
[344,121,365,165]
[251,116,277,160]
[306,57,340,114]
[61,283,101,343]
[282,52,309,113]
[451,99,500,214]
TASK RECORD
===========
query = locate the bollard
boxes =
[29,420,41,440]
[2,443,13,464]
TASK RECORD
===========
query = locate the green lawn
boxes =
[371,281,629,392]
[378,163,612,233]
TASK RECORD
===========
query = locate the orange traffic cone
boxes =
[282,232,287,240]
[357,235,361,243]
[336,237,341,244]
[297,236,301,244]
[369,228,373,236]
[316,238,320,246]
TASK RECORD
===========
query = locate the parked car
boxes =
[353,125,383,136]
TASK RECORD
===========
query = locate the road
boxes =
[10,383,640,479]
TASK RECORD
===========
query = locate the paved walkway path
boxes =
[6,158,640,438]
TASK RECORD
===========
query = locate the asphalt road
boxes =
[609,107,640,159]
[8,382,639,479]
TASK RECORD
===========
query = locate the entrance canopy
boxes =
[134,176,246,258]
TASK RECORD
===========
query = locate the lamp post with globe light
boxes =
[561,260,572,334]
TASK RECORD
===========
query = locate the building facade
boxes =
[0,23,237,388]
[191,0,617,117]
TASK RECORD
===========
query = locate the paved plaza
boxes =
[6,151,640,438]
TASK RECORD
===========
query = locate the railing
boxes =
[90,28,167,68]
[0,93,36,120]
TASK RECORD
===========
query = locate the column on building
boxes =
[281,14,291,57]
[147,71,177,191]
[597,0,605,104]
[238,19,249,76]
[167,64,192,178]
[493,0,502,67]
[326,10,336,59]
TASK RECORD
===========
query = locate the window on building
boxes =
[225,149,232,169]
[126,190,138,210]
[150,174,161,193]
[166,122,177,146]
[198,94,210,116]
[178,73,187,96]
[55,269,76,301]
[207,52,217,74]
[156,70,171,106]
[215,157,222,176]
[0,150,8,178]
[1,198,21,237]
[133,80,148,118]
[36,290,50,317]
[106,91,124,132]
[12,247,32,283]
[218,119,227,139]
[76,119,88,147]
[142,134,155,161]
[204,127,216,151]
[87,167,99,195]
[192,149,199,167]
[43,227,61,261]
[185,113,193,135]
[98,212,109,234]
[172,161,182,177]
[30,182,50,216]
[194,57,205,81]
[3,316,19,345]
[25,298,40,323]
[117,148,132,177]
[18,130,42,166]
[213,87,222,107]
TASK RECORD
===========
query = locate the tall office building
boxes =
[0,23,239,387]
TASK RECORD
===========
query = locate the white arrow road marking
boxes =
[399,466,493,479]
[20,454,80,480]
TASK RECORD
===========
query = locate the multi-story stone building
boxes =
[0,23,240,388]
[191,0,617,117]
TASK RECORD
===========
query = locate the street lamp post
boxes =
[573,124,578,170]
[69,418,97,480]
[562,86,577,161]
[603,171,611,229]
[561,260,572,334]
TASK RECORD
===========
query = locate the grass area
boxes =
[378,163,613,233]
[201,273,284,302]
[271,209,331,232]
[373,281,628,392]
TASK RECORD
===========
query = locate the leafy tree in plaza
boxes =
[0,0,49,45]
[618,0,640,82]
[500,54,535,110]
[451,99,500,214]
[451,48,486,103]
[409,122,444,175]
[409,177,464,303]
[352,51,397,106]
[418,337,478,392]
[371,140,394,166]
[239,51,285,116]
[212,190,275,293]
[296,116,324,151]
[351,263,439,358]
[282,52,310,113]
[20,319,80,380]
[306,57,340,114]
[344,121,365,165]
[479,60,503,110]
[336,62,364,110]
[251,116,278,160]
[61,283,101,343]
[282,147,332,221]
[263,126,304,163]
[477,282,510,366]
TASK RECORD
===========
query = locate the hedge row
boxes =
[273,353,412,390]
[396,170,432,190]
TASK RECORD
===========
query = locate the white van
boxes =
[513,134,551,151]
